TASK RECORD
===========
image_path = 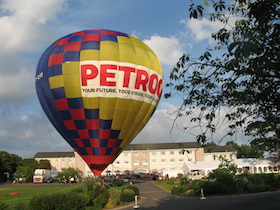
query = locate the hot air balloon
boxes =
[35,29,163,175]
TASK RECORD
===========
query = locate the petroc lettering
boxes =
[81,64,163,98]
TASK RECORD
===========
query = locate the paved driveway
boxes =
[120,180,280,210]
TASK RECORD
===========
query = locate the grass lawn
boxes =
[154,179,179,192]
[0,184,73,207]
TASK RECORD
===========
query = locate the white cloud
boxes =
[133,103,197,144]
[180,16,237,45]
[0,68,36,107]
[144,35,183,67]
[21,115,28,121]
[21,130,36,139]
[0,130,8,137]
[0,0,66,53]
[133,101,250,146]
[180,18,223,43]
[0,0,67,109]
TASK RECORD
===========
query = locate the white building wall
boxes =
[35,147,238,177]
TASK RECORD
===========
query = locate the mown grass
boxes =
[0,184,73,206]
[154,179,179,192]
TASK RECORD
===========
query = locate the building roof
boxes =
[34,152,75,158]
[204,145,235,153]
[124,142,200,150]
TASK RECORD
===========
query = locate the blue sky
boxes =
[0,0,245,159]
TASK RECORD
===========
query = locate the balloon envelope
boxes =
[35,29,163,175]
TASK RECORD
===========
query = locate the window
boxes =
[264,167,267,173]
[161,159,166,164]
[170,151,174,155]
[124,160,129,165]
[170,159,175,164]
[254,167,257,173]
[114,161,120,165]
[179,158,184,163]
[143,160,148,165]
[142,152,148,156]
[152,152,157,155]
[134,153,138,156]
[133,160,139,165]
[152,159,157,164]
[124,153,128,156]
[161,151,165,155]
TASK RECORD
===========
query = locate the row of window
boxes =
[123,150,192,156]
[114,158,187,165]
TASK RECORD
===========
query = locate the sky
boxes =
[0,0,246,159]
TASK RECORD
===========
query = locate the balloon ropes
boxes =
[35,29,163,175]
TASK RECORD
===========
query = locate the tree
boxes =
[16,158,39,182]
[226,141,264,158]
[16,166,34,182]
[57,167,83,183]
[22,158,39,170]
[165,0,279,152]
[38,159,51,170]
[0,151,22,181]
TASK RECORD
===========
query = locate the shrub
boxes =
[82,177,99,192]
[120,188,135,202]
[179,177,189,186]
[123,185,140,195]
[71,186,84,193]
[105,189,121,208]
[235,176,249,192]
[93,191,109,210]
[110,179,124,187]
[29,192,88,210]
[247,183,270,193]
[201,181,221,195]
[171,185,186,195]
[0,201,9,210]
[10,202,29,210]
[189,180,202,191]
[87,185,107,206]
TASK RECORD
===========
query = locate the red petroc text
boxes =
[81,64,163,98]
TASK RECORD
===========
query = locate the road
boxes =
[120,180,280,210]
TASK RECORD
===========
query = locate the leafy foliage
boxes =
[120,188,135,202]
[167,158,280,196]
[15,158,39,182]
[122,184,140,195]
[37,159,51,170]
[0,201,9,210]
[0,151,22,181]
[165,0,280,151]
[226,141,264,158]
[57,167,83,182]
[29,192,88,210]
[16,166,34,182]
